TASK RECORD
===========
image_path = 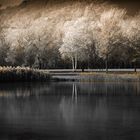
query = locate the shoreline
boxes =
[0,67,140,82]
[52,72,140,82]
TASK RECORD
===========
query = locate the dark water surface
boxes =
[0,82,140,140]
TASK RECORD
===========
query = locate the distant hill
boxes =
[0,0,22,9]
[0,0,139,15]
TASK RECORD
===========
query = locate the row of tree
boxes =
[0,2,140,71]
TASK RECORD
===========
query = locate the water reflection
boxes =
[0,82,139,97]
[0,82,140,140]
[72,83,77,102]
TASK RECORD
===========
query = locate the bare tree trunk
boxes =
[87,54,89,69]
[134,67,137,73]
[74,54,77,71]
[37,56,42,69]
[134,61,137,73]
[105,55,108,73]
[71,57,75,71]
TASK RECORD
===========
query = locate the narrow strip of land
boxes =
[43,69,140,82]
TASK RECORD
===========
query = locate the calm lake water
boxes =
[0,82,140,140]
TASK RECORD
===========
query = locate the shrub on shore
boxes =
[0,67,50,82]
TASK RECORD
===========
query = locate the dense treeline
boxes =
[0,0,140,71]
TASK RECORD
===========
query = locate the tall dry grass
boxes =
[0,66,50,82]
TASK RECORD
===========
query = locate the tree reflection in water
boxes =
[0,82,139,140]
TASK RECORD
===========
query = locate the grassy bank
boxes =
[0,67,139,82]
[79,72,140,82]
[0,67,50,82]
[52,72,140,82]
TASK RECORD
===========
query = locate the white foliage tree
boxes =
[0,30,9,66]
[96,8,126,72]
[121,15,140,71]
[59,17,94,70]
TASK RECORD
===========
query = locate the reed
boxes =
[0,66,50,82]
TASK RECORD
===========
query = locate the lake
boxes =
[0,82,140,140]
